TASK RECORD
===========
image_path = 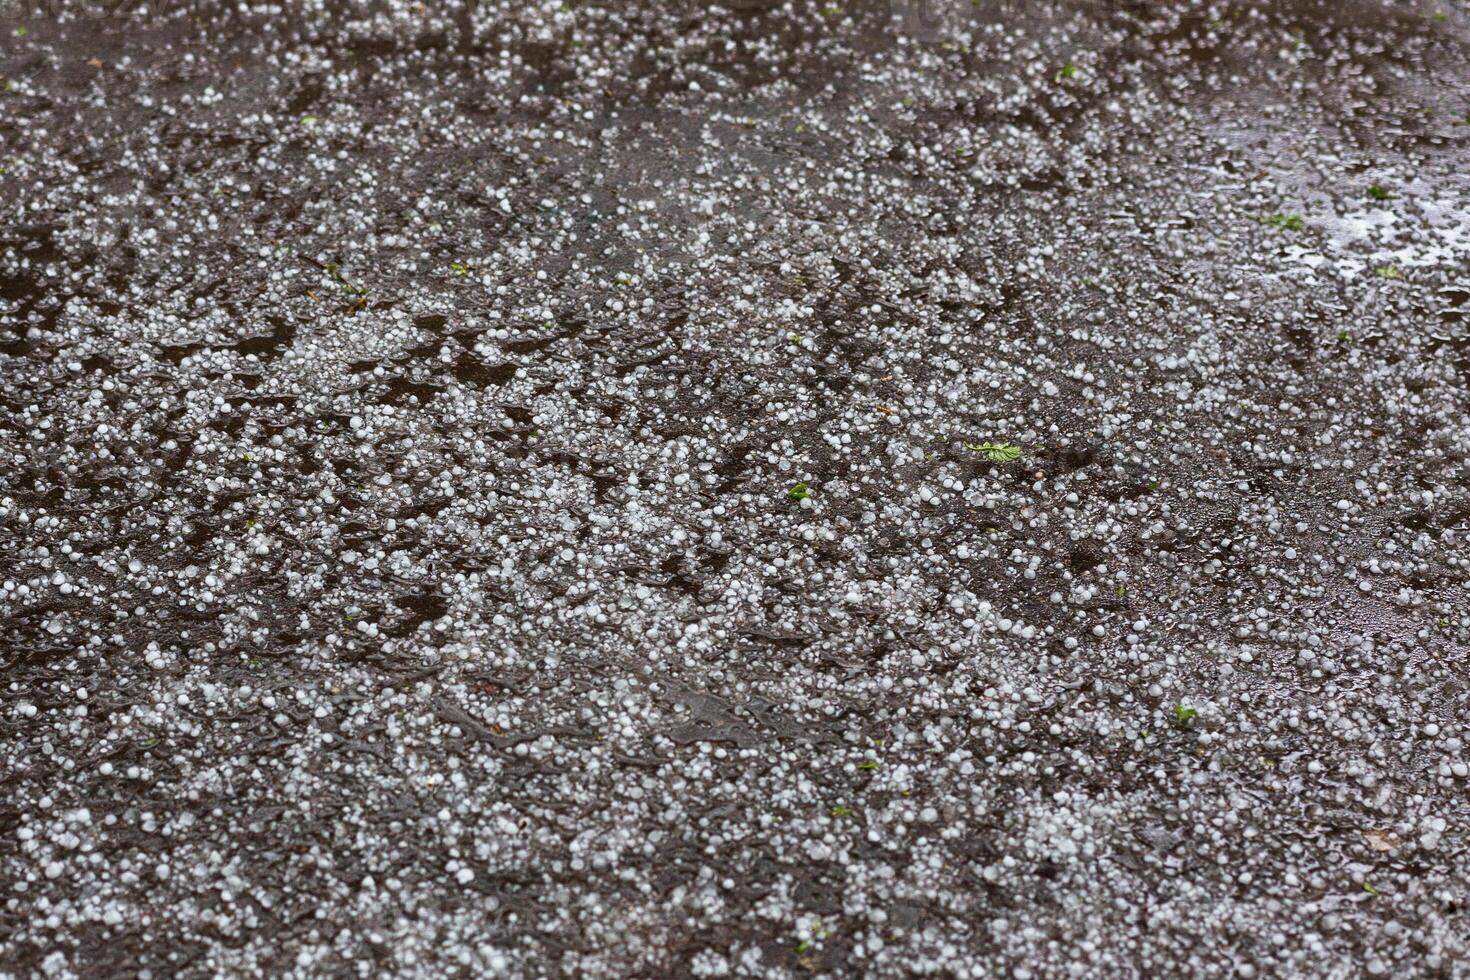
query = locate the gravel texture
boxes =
[3,0,1470,976]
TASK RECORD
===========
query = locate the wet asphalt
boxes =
[2,0,1470,976]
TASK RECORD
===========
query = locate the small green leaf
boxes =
[1373,265,1400,279]
[965,441,1021,463]
[13,25,28,37]
[1055,63,1076,82]
[795,940,812,953]
[829,805,854,817]
[857,760,878,770]
[1362,880,1378,896]
[1366,183,1397,201]
[449,261,471,276]
[300,115,319,125]
[786,481,811,502]
[1252,213,1304,231]
[1172,703,1197,727]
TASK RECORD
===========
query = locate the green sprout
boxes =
[1172,704,1197,727]
[857,760,878,770]
[795,940,812,954]
[1336,329,1350,344]
[787,332,803,346]
[449,262,471,276]
[1362,880,1378,896]
[1252,213,1305,231]
[786,482,812,502]
[325,262,364,293]
[1055,63,1077,82]
[13,25,28,37]
[1366,183,1397,201]
[300,115,319,126]
[829,805,854,818]
[1374,265,1401,279]
[818,5,842,17]
[965,442,1022,463]
[324,262,368,313]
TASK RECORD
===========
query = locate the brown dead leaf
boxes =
[1362,829,1401,852]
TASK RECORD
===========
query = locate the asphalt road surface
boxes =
[2,0,1469,976]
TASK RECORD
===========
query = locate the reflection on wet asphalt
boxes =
[2,0,1469,975]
